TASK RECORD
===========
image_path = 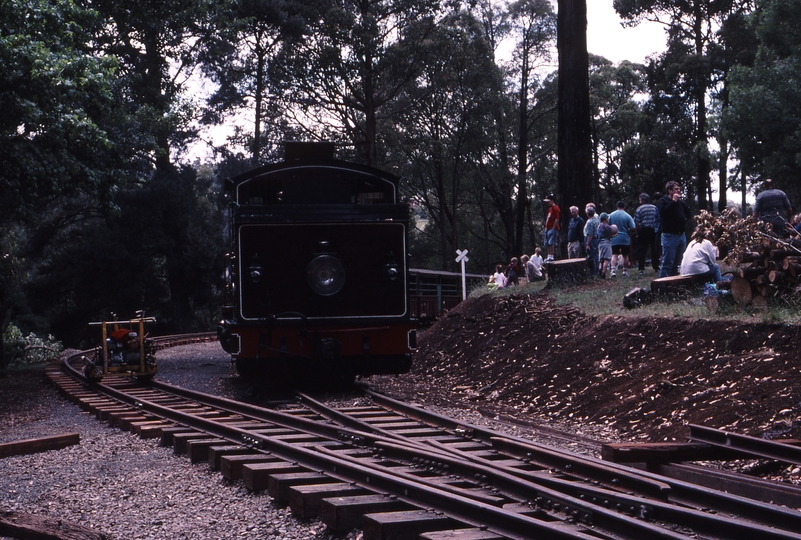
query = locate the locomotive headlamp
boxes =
[247,254,264,284]
[307,255,345,296]
[248,263,264,283]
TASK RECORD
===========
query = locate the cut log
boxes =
[737,266,764,279]
[715,280,732,290]
[768,270,786,283]
[730,276,753,306]
[781,257,801,277]
[769,249,797,259]
[740,251,763,263]
[544,257,589,286]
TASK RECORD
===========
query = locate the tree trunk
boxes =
[515,49,530,257]
[557,0,593,233]
[693,0,710,210]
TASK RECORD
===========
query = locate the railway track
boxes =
[48,345,801,540]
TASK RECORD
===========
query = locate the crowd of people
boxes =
[488,178,795,288]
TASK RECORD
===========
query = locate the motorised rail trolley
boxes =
[84,312,157,380]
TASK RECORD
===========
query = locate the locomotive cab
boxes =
[86,312,157,380]
[218,142,417,382]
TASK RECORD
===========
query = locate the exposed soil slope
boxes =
[373,292,801,443]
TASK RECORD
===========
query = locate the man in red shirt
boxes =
[543,194,560,261]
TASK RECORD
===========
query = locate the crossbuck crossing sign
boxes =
[455,249,469,300]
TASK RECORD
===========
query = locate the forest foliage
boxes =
[2,0,800,364]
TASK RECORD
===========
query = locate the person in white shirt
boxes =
[680,238,722,283]
[489,264,507,289]
[530,248,545,279]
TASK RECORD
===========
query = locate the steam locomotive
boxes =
[217,142,417,381]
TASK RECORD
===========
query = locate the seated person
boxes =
[488,264,507,289]
[522,253,544,281]
[680,238,722,283]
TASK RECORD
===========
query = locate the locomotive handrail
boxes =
[271,311,308,322]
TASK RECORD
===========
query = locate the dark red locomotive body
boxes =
[217,143,416,380]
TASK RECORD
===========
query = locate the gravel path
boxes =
[0,344,355,540]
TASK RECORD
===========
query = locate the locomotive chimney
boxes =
[284,141,335,161]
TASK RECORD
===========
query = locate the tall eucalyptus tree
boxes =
[391,8,502,270]
[199,0,312,161]
[614,0,756,210]
[725,0,801,205]
[557,0,594,231]
[282,0,441,166]
[90,0,214,171]
[507,0,557,256]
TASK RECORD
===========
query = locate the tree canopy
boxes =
[1,0,797,362]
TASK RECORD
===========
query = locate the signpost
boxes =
[455,249,469,301]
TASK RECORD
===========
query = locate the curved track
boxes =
[48,343,801,540]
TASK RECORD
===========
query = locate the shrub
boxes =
[2,324,64,366]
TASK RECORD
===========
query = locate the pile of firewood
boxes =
[694,208,801,306]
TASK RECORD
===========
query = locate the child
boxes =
[488,264,507,289]
[597,213,617,278]
[531,248,544,278]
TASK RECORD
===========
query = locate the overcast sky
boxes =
[585,1,666,64]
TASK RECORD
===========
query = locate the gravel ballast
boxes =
[0,344,349,540]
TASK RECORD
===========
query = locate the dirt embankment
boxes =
[378,293,801,443]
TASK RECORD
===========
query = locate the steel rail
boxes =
[641,461,801,509]
[367,388,672,499]
[420,438,801,540]
[307,389,801,538]
[495,436,801,534]
[368,388,801,535]
[690,424,801,465]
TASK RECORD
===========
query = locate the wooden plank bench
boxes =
[650,274,710,294]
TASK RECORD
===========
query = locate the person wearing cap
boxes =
[609,201,636,277]
[634,193,660,275]
[543,194,560,261]
[567,206,585,258]
[596,212,615,278]
[753,178,793,237]
[583,205,600,276]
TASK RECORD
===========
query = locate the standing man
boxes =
[657,181,690,277]
[543,194,560,261]
[753,178,793,236]
[634,193,660,275]
[584,204,600,276]
[567,206,585,258]
[609,201,636,277]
